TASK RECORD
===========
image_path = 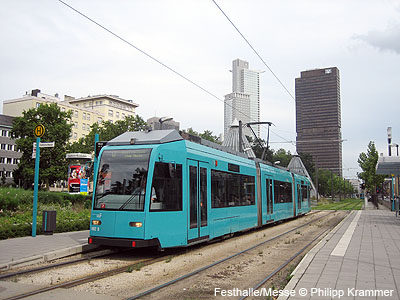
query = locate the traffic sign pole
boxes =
[32,137,40,237]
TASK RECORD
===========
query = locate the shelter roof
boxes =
[376,156,400,176]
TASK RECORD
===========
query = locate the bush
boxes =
[0,188,32,211]
[38,191,65,206]
[62,193,91,205]
[0,208,91,240]
[0,187,92,240]
[0,188,92,210]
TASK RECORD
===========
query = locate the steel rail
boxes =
[0,249,118,280]
[125,210,337,300]
[2,253,170,300]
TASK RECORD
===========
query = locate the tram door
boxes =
[297,184,302,212]
[188,160,209,242]
[266,177,273,223]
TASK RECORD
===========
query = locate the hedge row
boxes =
[0,217,90,240]
[0,188,92,212]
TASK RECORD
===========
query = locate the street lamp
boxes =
[159,117,173,130]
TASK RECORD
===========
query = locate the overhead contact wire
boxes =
[58,0,291,143]
[212,0,295,100]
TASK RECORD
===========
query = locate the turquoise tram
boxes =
[88,130,311,249]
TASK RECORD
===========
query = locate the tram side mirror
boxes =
[95,141,107,157]
[168,163,177,178]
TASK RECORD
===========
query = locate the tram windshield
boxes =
[94,149,151,211]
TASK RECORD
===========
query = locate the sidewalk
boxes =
[280,205,400,299]
[0,230,96,271]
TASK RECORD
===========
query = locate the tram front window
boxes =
[94,149,151,211]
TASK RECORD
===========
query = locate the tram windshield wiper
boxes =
[118,189,143,210]
[95,191,111,202]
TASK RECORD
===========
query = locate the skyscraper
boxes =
[295,67,342,175]
[224,59,260,138]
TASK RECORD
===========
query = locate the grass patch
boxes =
[165,256,174,263]
[312,198,363,210]
[135,262,144,271]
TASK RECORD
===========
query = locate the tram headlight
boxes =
[92,220,102,225]
[129,222,143,228]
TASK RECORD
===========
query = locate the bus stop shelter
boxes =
[376,156,400,176]
[376,156,400,212]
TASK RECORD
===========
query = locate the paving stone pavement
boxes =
[0,230,93,270]
[280,207,400,300]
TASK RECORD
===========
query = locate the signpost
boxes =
[39,142,55,148]
[32,125,55,237]
[34,124,45,138]
[32,125,43,237]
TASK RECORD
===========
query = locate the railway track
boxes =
[125,210,342,300]
[1,210,338,300]
[237,225,337,300]
[0,248,118,281]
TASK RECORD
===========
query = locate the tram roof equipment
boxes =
[104,129,309,179]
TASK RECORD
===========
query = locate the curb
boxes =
[0,243,98,271]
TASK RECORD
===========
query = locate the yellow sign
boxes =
[34,124,45,138]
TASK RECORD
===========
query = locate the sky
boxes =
[1,0,399,179]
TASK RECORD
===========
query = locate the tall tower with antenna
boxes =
[224,59,260,138]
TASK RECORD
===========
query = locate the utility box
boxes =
[42,210,56,235]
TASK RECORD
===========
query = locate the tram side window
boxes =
[211,171,226,208]
[211,170,255,208]
[150,162,182,211]
[302,185,309,202]
[273,180,293,204]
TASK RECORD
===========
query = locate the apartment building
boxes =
[3,89,139,142]
[0,115,22,183]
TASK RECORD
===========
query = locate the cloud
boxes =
[355,23,400,54]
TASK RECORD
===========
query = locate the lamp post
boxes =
[159,117,173,130]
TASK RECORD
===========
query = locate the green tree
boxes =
[182,128,221,144]
[358,141,386,194]
[272,148,292,167]
[11,103,73,189]
[68,115,147,153]
[200,130,220,144]
[246,136,273,161]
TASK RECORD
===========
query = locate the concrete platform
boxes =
[280,205,400,299]
[0,230,97,271]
